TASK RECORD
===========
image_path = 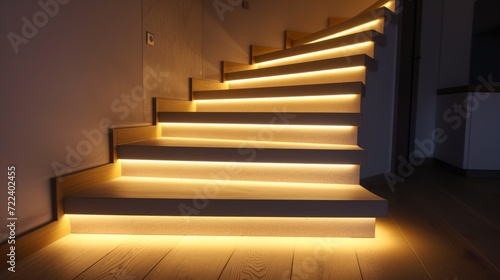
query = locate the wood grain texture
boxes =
[191,77,228,92]
[354,217,431,280]
[219,237,294,279]
[57,163,121,198]
[74,235,182,280]
[0,218,71,271]
[111,126,159,161]
[144,236,237,280]
[389,181,500,280]
[292,237,361,279]
[410,180,500,272]
[0,234,130,280]
[113,126,158,145]
[155,98,196,113]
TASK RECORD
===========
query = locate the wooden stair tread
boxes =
[193,83,364,100]
[254,30,385,64]
[225,55,377,81]
[64,176,387,217]
[293,7,395,46]
[117,137,365,164]
[158,112,362,125]
[121,137,362,150]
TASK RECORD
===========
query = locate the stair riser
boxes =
[227,67,367,89]
[294,7,393,46]
[195,95,361,113]
[65,197,387,217]
[194,83,365,100]
[69,215,376,237]
[121,160,361,184]
[118,146,365,164]
[257,42,375,69]
[161,124,359,145]
[158,112,362,125]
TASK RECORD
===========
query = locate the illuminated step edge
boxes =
[117,138,365,164]
[68,215,376,237]
[293,7,394,46]
[193,82,365,100]
[225,55,377,81]
[160,123,358,145]
[227,67,367,89]
[254,31,384,67]
[64,176,387,217]
[120,160,361,185]
[194,95,360,113]
[158,112,362,125]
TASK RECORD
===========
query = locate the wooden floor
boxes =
[2,162,500,279]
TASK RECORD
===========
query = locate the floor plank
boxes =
[1,164,500,279]
[291,237,362,279]
[219,237,295,280]
[0,234,130,280]
[389,179,500,280]
[143,236,237,280]
[354,217,431,280]
[74,235,182,280]
[409,177,500,273]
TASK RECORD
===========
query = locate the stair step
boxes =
[293,7,394,46]
[161,123,358,145]
[121,160,361,185]
[225,55,377,82]
[254,30,385,67]
[159,112,361,125]
[195,94,360,112]
[64,176,387,217]
[69,215,377,237]
[193,83,364,100]
[117,138,365,164]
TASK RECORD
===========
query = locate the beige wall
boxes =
[0,0,143,241]
[202,0,376,80]
[142,0,203,122]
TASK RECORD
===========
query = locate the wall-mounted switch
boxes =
[146,32,155,46]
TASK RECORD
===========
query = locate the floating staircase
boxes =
[63,0,396,238]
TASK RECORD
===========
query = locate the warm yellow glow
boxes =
[309,19,383,44]
[195,94,361,113]
[120,159,360,184]
[196,94,359,104]
[162,123,355,130]
[161,123,358,145]
[227,66,366,89]
[68,215,376,237]
[258,41,374,68]
[139,137,361,150]
[382,0,396,12]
